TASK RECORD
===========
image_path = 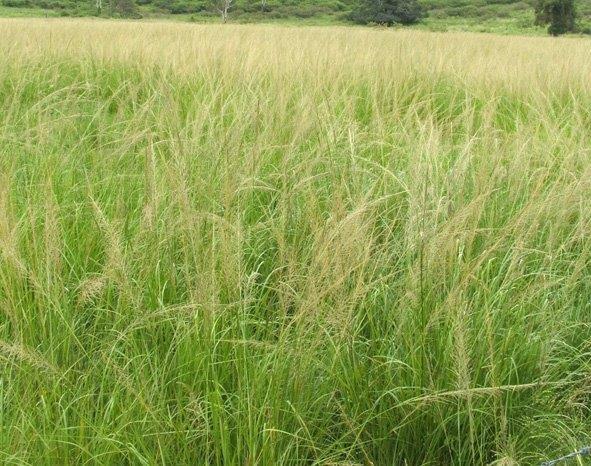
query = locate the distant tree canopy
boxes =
[350,0,423,25]
[3,0,586,34]
[111,0,139,16]
[535,0,576,35]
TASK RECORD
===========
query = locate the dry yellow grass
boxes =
[1,19,591,87]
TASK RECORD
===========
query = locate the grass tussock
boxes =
[0,18,591,465]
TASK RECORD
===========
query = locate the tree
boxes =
[535,0,576,35]
[109,0,139,17]
[350,0,423,26]
[213,0,233,22]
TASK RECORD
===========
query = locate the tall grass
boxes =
[0,18,591,465]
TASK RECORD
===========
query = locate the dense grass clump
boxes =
[1,19,591,465]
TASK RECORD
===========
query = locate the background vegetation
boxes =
[1,0,591,33]
[1,19,591,465]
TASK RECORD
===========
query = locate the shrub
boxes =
[2,0,32,7]
[350,0,423,25]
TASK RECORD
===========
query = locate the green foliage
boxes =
[535,0,576,34]
[110,0,140,16]
[350,0,423,24]
[152,0,207,14]
[1,0,590,36]
[2,0,31,7]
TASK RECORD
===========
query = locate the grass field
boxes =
[1,19,591,465]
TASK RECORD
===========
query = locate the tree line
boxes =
[216,0,577,35]
[97,0,427,24]
[8,0,577,35]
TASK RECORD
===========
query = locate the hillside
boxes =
[2,0,591,32]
